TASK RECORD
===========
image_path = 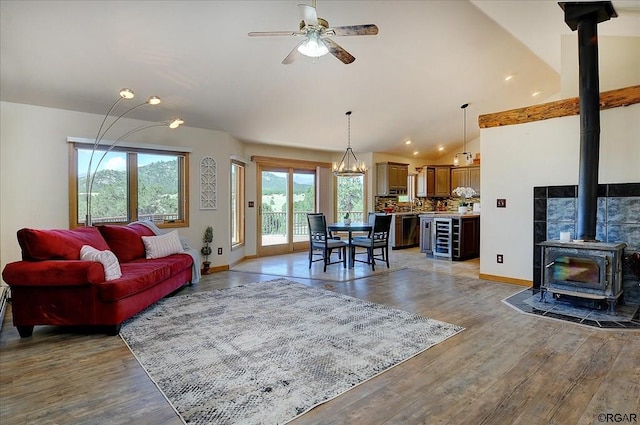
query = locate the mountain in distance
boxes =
[262,172,313,195]
[80,160,178,194]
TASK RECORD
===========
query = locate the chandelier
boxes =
[85,88,184,226]
[453,103,473,166]
[333,111,367,176]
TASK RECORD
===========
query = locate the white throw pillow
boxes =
[141,230,184,259]
[80,245,122,281]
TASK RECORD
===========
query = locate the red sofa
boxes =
[1,224,193,337]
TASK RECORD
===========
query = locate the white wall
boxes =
[0,101,233,272]
[561,35,640,98]
[480,103,640,282]
[0,103,358,272]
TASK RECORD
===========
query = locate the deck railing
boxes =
[81,210,364,237]
[261,211,364,236]
[80,213,180,225]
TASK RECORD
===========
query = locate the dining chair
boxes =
[351,213,392,271]
[307,213,348,272]
[307,212,342,259]
[352,212,384,241]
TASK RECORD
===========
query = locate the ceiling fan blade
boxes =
[299,4,318,27]
[330,24,379,36]
[248,31,301,37]
[282,39,306,64]
[323,38,355,64]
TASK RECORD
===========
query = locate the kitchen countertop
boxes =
[419,212,480,219]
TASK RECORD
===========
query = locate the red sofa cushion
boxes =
[97,256,190,302]
[98,224,155,263]
[17,227,110,261]
[129,253,193,276]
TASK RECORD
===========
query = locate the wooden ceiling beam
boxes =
[478,85,640,128]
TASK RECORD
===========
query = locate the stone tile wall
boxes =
[533,183,640,305]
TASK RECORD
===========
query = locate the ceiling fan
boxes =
[248,1,378,65]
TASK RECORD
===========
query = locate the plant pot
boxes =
[202,261,211,274]
[344,218,351,225]
[458,206,469,214]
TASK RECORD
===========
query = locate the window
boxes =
[69,143,189,228]
[231,160,245,248]
[336,175,365,222]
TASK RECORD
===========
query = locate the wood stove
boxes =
[537,2,626,314]
[539,240,626,314]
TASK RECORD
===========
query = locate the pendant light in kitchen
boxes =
[453,103,473,166]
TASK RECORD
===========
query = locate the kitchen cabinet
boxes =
[434,166,451,197]
[416,167,435,197]
[376,162,409,196]
[450,165,480,194]
[419,216,433,255]
[452,215,480,260]
[392,214,419,249]
[420,213,480,260]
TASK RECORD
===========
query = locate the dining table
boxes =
[327,221,373,268]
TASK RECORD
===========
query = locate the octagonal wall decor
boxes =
[200,156,217,210]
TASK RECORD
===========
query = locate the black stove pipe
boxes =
[560,2,617,241]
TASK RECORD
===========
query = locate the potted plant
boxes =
[201,226,213,273]
[342,196,354,225]
[452,187,476,213]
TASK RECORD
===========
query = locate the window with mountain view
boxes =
[70,144,189,227]
[336,175,365,222]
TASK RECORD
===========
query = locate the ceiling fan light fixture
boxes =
[297,30,329,57]
[333,111,367,177]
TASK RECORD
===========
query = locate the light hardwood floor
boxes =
[1,248,638,425]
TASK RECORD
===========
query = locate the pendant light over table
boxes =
[333,111,367,176]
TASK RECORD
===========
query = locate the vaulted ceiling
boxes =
[1,1,638,160]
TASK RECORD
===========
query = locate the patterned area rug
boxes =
[120,279,464,424]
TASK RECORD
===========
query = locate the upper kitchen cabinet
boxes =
[451,165,480,194]
[376,162,409,195]
[416,167,435,197]
[434,166,452,197]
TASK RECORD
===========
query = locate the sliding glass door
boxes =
[258,167,315,256]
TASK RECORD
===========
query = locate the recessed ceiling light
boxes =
[413,151,419,155]
[438,146,444,151]
[505,75,514,81]
[532,91,542,97]
[405,140,412,145]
